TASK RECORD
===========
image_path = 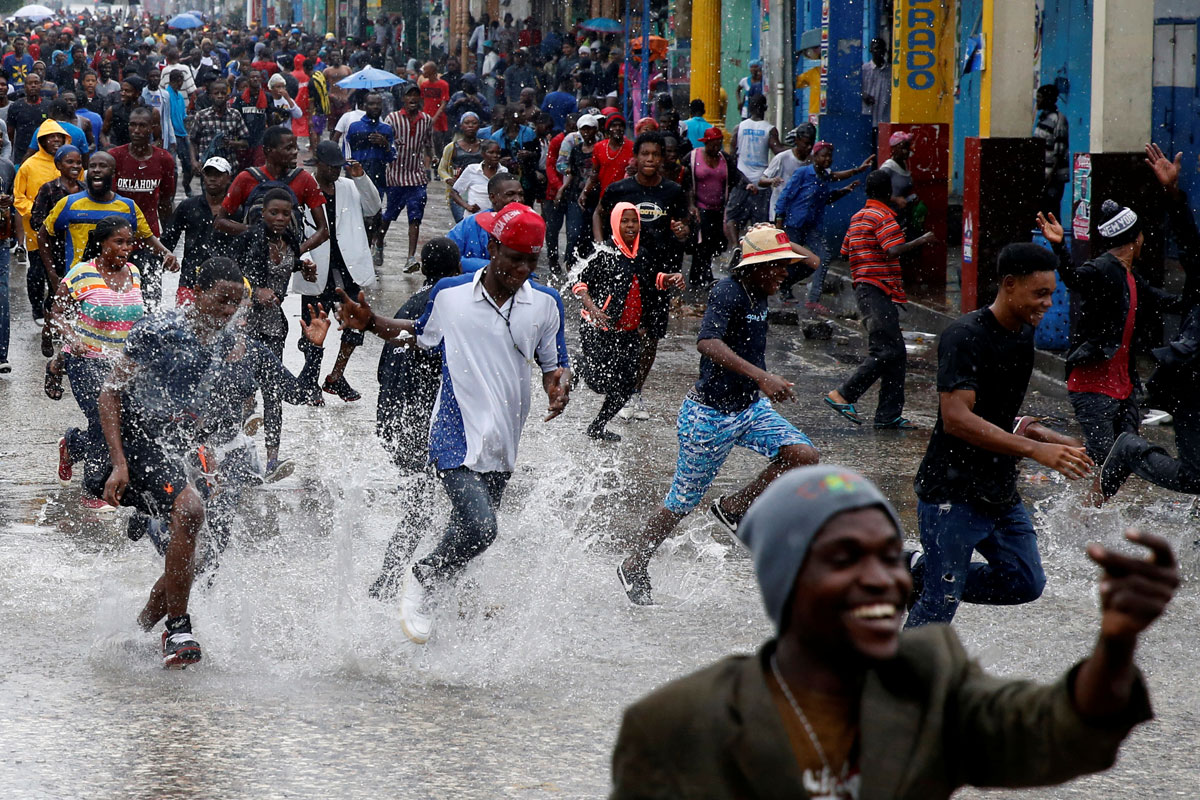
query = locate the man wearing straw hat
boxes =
[618,224,820,606]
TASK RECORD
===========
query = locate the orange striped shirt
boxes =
[840,199,908,302]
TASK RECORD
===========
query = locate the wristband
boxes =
[1013,415,1039,437]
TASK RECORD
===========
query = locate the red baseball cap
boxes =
[475,203,546,255]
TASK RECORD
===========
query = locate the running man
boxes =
[907,233,1094,627]
[89,257,326,668]
[335,202,570,644]
[618,225,821,605]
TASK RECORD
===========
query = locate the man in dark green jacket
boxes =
[610,465,1177,800]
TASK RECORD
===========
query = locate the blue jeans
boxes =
[0,244,10,361]
[62,354,111,478]
[905,498,1046,627]
[543,198,566,267]
[449,200,465,224]
[565,200,593,266]
[416,467,511,584]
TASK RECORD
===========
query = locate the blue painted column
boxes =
[817,0,872,252]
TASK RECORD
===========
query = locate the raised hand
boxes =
[334,288,374,331]
[1086,530,1178,643]
[1035,211,1065,245]
[1143,142,1182,190]
[300,303,331,346]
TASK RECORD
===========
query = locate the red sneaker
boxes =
[80,495,116,512]
[57,437,73,486]
[161,630,202,669]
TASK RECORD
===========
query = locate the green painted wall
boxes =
[720,0,754,128]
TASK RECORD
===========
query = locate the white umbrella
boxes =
[14,4,55,20]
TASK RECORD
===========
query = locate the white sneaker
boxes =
[632,394,650,421]
[399,567,434,644]
[616,400,635,420]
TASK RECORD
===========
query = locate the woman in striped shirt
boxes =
[46,215,144,510]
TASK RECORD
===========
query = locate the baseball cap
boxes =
[576,113,599,130]
[202,156,233,173]
[314,140,347,167]
[888,130,914,147]
[733,225,803,273]
[579,45,591,55]
[699,126,724,143]
[474,203,546,255]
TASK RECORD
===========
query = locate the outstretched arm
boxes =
[335,288,418,341]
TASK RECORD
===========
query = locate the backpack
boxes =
[240,166,308,240]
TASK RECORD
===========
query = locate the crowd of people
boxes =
[0,9,1193,797]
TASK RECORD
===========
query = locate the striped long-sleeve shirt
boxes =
[841,199,908,302]
[383,109,433,188]
[1034,108,1069,184]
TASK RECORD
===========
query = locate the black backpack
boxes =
[240,166,307,240]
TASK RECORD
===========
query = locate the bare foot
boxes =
[828,389,848,405]
[1087,475,1106,508]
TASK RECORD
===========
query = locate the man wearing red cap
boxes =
[336,202,571,645]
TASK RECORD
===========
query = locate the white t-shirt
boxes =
[735,118,774,183]
[159,63,196,95]
[415,269,566,473]
[335,108,367,157]
[452,162,508,211]
[762,149,806,219]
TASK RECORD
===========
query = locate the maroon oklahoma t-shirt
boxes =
[109,144,177,235]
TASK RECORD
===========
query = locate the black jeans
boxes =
[688,208,727,289]
[1068,390,1140,463]
[840,283,906,424]
[252,326,287,452]
[1123,408,1200,494]
[543,197,566,268]
[26,257,52,319]
[415,467,511,585]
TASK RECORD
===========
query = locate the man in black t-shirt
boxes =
[594,131,690,421]
[907,231,1094,627]
[618,225,821,606]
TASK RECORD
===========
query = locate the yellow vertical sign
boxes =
[891,0,956,123]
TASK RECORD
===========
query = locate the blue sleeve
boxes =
[775,166,809,216]
[461,257,489,272]
[445,217,466,250]
[697,282,738,343]
[412,277,450,335]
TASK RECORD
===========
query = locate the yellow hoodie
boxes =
[13,119,69,248]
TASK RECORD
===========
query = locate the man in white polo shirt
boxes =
[337,202,571,644]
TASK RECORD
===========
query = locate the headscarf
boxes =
[53,143,81,164]
[459,111,479,124]
[634,116,658,134]
[609,201,640,259]
[812,141,833,156]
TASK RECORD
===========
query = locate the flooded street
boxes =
[2,198,1198,798]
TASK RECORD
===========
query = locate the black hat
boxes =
[1097,199,1141,247]
[314,140,347,167]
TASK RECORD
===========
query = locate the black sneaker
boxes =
[586,424,621,442]
[161,629,202,669]
[709,496,742,536]
[323,376,361,402]
[617,561,653,606]
[1100,432,1150,499]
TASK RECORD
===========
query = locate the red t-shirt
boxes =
[1068,270,1137,400]
[222,165,326,216]
[593,138,634,195]
[420,78,450,132]
[108,144,177,235]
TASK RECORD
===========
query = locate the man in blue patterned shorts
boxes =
[618,225,821,605]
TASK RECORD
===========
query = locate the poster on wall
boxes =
[819,0,829,113]
[1072,153,1091,241]
[429,0,445,48]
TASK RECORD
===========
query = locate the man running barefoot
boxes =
[336,203,570,644]
[907,235,1094,627]
[90,257,324,668]
[618,226,821,606]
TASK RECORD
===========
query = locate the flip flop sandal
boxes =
[824,396,863,425]
[44,361,64,401]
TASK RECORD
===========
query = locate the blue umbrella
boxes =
[581,17,623,33]
[167,13,203,29]
[337,67,405,89]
